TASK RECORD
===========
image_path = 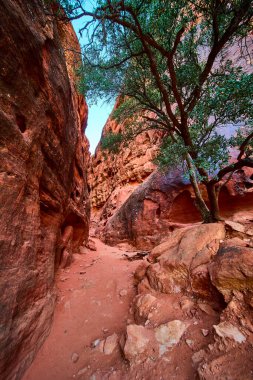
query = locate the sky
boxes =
[71,9,114,154]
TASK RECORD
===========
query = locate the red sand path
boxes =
[23,239,140,380]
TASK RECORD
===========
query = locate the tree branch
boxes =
[209,157,253,184]
[237,131,253,160]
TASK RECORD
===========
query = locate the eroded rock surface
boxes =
[129,223,253,379]
[0,1,90,379]
[90,134,253,248]
[137,223,225,298]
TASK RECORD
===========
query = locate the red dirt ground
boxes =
[23,239,140,380]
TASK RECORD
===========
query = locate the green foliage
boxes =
[101,131,123,154]
[56,0,253,186]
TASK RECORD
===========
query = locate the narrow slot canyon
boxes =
[1,1,253,380]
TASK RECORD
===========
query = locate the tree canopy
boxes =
[54,0,253,222]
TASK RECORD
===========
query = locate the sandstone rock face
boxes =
[138,223,225,297]
[0,1,90,379]
[209,244,253,304]
[91,146,253,249]
[123,320,189,365]
[89,100,162,209]
[103,167,253,249]
[129,225,253,378]
[88,100,164,235]
[124,325,155,364]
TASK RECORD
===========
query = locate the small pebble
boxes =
[71,352,79,363]
[91,339,100,348]
[119,289,127,297]
[186,339,194,348]
[77,367,88,376]
[201,329,209,336]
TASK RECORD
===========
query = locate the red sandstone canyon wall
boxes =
[102,167,253,249]
[90,121,253,250]
[0,1,90,379]
[89,105,163,233]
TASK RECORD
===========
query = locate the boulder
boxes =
[143,224,225,297]
[103,333,118,355]
[124,325,158,364]
[209,245,253,304]
[134,294,159,324]
[155,320,189,348]
[213,322,246,343]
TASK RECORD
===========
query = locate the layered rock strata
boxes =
[89,104,163,232]
[0,1,90,379]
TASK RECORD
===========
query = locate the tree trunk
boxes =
[206,182,223,222]
[185,153,213,223]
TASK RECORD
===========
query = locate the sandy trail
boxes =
[23,239,140,380]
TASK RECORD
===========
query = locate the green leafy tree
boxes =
[55,0,253,222]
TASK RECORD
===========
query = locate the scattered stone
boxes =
[91,339,100,348]
[71,353,79,363]
[155,320,189,348]
[124,324,156,364]
[186,339,194,348]
[60,277,67,282]
[134,293,158,323]
[119,289,127,297]
[192,349,206,364]
[77,367,88,376]
[103,333,118,355]
[213,322,246,343]
[201,329,209,337]
[96,339,105,353]
[79,271,86,275]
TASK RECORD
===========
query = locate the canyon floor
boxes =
[23,239,141,380]
[22,229,253,380]
[22,238,204,380]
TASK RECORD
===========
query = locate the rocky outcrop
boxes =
[123,223,253,379]
[101,166,253,249]
[0,1,90,379]
[136,223,226,298]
